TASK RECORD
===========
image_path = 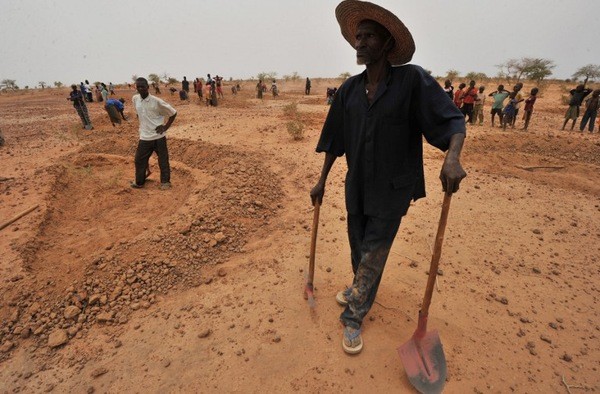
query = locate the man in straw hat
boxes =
[310,0,466,354]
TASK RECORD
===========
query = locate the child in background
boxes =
[473,86,486,125]
[454,83,466,108]
[502,92,517,130]
[489,85,510,127]
[523,88,539,130]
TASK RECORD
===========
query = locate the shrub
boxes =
[286,120,304,140]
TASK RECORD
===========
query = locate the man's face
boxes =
[136,81,149,98]
[355,20,391,66]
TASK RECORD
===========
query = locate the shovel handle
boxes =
[421,192,452,316]
[307,202,321,286]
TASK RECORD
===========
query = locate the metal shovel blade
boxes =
[398,315,447,394]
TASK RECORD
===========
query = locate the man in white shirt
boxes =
[131,77,177,190]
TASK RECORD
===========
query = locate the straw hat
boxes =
[335,0,415,65]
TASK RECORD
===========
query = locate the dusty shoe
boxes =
[342,326,363,355]
[336,288,351,306]
[160,182,172,190]
[130,181,143,189]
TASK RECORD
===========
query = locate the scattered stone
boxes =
[198,329,211,338]
[532,267,541,274]
[561,353,572,362]
[532,229,541,235]
[90,367,108,378]
[409,261,418,268]
[20,327,32,339]
[47,329,69,348]
[64,305,81,320]
[97,311,115,323]
[0,341,15,353]
[214,232,226,243]
[217,268,227,277]
[162,359,171,368]
[326,267,332,273]
[540,335,552,344]
[520,317,532,323]
[497,296,509,305]
[549,322,558,330]
[273,335,281,343]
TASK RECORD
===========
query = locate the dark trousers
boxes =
[580,109,597,132]
[340,214,402,329]
[134,137,170,185]
[461,103,474,123]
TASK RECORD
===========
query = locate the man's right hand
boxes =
[310,182,325,206]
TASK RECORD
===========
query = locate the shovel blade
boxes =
[398,329,447,394]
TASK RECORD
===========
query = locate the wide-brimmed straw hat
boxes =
[335,0,415,65]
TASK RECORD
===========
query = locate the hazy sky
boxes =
[1,0,598,87]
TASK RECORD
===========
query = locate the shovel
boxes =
[399,192,452,393]
[303,201,320,307]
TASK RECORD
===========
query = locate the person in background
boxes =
[182,76,190,94]
[84,80,94,102]
[443,79,454,100]
[562,84,592,130]
[109,82,116,95]
[100,83,109,103]
[256,80,264,99]
[511,83,524,126]
[105,98,127,126]
[305,77,311,95]
[67,84,93,129]
[461,80,478,123]
[473,86,486,126]
[522,87,539,130]
[194,78,203,99]
[453,82,466,108]
[579,89,600,133]
[502,92,517,130]
[489,84,510,127]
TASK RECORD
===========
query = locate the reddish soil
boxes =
[0,79,599,393]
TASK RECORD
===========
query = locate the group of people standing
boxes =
[446,80,538,130]
[562,85,599,132]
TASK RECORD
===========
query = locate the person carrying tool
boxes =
[310,0,466,355]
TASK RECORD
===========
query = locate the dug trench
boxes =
[0,136,284,360]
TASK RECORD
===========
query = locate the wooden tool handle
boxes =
[0,204,39,231]
[307,202,321,285]
[421,193,452,315]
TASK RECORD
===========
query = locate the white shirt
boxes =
[132,94,177,141]
[475,92,486,106]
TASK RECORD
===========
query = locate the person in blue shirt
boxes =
[105,98,127,126]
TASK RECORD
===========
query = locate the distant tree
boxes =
[166,77,179,86]
[257,71,277,81]
[572,64,600,85]
[38,81,47,89]
[24,85,29,89]
[148,73,161,85]
[53,81,63,88]
[131,74,139,82]
[523,58,555,83]
[495,59,522,82]
[445,69,460,81]
[1,79,18,90]
[160,72,170,85]
[464,72,488,82]
[339,71,352,79]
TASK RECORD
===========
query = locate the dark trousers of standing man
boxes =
[134,137,170,186]
[340,213,402,330]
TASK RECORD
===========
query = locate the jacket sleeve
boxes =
[410,66,466,151]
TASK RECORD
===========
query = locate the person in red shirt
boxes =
[461,80,478,123]
[453,82,466,108]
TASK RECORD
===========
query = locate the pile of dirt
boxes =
[0,136,284,360]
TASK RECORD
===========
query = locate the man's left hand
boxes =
[440,159,466,193]
[155,125,167,134]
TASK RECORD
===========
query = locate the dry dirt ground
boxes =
[0,79,599,393]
